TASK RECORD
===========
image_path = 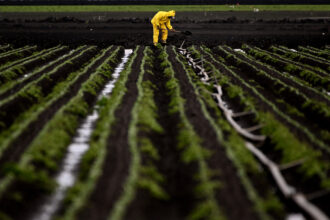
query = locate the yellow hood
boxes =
[167,10,176,17]
[151,10,176,29]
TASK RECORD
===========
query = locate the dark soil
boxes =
[123,47,198,220]
[167,46,259,220]
[77,46,144,220]
[0,11,329,48]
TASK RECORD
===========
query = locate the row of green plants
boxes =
[132,48,169,201]
[223,45,330,104]
[216,46,330,139]
[55,46,141,220]
[204,45,328,150]
[0,45,33,58]
[211,45,329,150]
[108,46,170,220]
[303,46,330,57]
[198,46,330,190]
[164,46,226,220]
[0,45,38,66]
[0,46,124,220]
[254,44,330,78]
[0,46,86,99]
[0,45,51,72]
[186,45,287,220]
[297,46,330,63]
[0,46,97,160]
[0,45,68,84]
[0,45,11,53]
[242,44,330,91]
[270,45,330,74]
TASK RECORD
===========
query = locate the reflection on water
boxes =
[32,49,133,220]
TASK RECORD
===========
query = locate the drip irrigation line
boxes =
[178,42,330,220]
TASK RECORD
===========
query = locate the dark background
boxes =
[0,0,329,5]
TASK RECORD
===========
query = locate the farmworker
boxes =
[151,10,176,46]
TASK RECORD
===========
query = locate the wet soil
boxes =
[0,11,329,48]
[167,46,259,220]
[77,46,144,220]
[123,48,198,220]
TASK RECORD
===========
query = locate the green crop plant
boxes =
[259,112,330,189]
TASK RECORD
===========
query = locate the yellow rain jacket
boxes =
[151,10,176,45]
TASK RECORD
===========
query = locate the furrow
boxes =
[200,46,329,154]
[0,45,86,101]
[74,46,144,220]
[168,46,259,220]
[0,46,98,164]
[0,46,124,220]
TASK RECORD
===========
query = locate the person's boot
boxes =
[161,40,167,46]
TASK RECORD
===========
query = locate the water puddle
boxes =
[32,49,133,220]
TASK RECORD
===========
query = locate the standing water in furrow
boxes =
[31,49,133,220]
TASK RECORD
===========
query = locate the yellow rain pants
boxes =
[151,10,176,45]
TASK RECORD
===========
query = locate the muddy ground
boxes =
[0,11,329,47]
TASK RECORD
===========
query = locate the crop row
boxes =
[0,45,38,66]
[184,44,329,218]
[271,45,330,72]
[214,45,330,148]
[298,46,330,60]
[243,44,330,91]
[0,43,328,220]
[0,45,124,219]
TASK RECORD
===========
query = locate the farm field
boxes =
[0,8,329,220]
[0,41,329,220]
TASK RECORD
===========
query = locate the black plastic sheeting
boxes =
[0,0,329,5]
